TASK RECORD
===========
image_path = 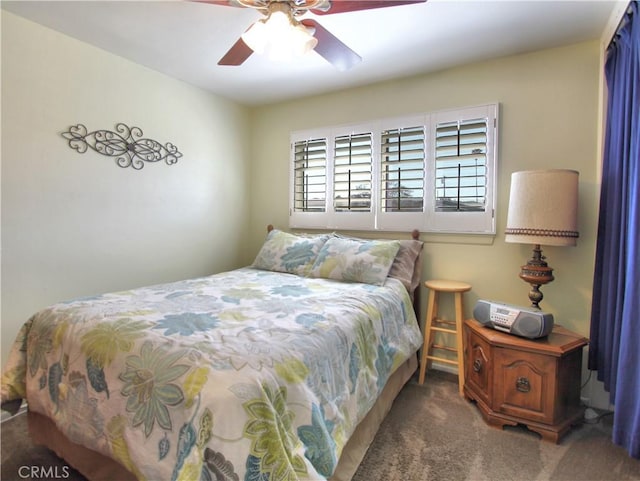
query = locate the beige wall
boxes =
[247,41,601,394]
[1,12,251,366]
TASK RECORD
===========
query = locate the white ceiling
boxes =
[2,0,618,105]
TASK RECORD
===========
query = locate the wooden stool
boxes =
[418,279,472,395]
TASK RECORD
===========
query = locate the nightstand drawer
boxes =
[494,349,556,424]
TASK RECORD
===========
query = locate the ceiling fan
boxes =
[197,0,426,70]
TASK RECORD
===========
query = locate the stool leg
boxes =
[454,291,465,396]
[419,289,438,384]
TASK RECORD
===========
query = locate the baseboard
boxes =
[430,362,459,376]
[1,401,27,423]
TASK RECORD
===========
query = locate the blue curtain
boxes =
[588,0,640,459]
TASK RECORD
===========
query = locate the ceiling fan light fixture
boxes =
[289,23,318,56]
[241,7,317,62]
[241,19,268,54]
[216,0,427,68]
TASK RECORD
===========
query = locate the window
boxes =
[290,104,498,234]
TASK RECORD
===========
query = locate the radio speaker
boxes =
[473,299,554,339]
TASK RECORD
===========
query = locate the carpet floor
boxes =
[2,371,639,481]
[352,371,640,481]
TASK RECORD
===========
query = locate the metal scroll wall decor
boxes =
[61,123,182,170]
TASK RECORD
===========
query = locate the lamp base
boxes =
[518,244,554,309]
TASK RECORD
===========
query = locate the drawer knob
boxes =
[516,377,531,393]
[473,359,483,372]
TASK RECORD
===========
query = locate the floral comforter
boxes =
[1,267,422,481]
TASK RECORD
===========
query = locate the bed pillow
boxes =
[388,239,424,294]
[252,229,330,276]
[309,236,400,286]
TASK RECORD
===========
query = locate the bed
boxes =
[1,226,424,481]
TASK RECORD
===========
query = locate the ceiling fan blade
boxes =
[301,19,361,71]
[311,0,426,15]
[218,38,254,66]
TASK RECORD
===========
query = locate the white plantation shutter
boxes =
[293,138,327,212]
[333,132,373,212]
[290,103,498,234]
[435,119,488,212]
[380,126,425,212]
[427,104,498,233]
[289,133,331,228]
[377,121,427,232]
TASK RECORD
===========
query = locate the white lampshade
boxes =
[241,11,317,62]
[242,20,269,55]
[505,169,579,247]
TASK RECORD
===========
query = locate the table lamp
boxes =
[504,169,579,308]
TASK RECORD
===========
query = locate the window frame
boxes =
[289,103,499,235]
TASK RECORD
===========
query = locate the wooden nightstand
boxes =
[463,318,588,443]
